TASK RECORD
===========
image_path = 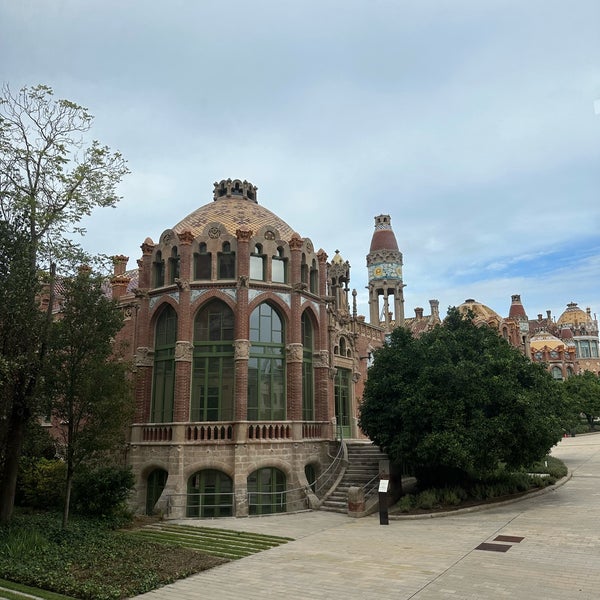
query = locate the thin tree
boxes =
[0,84,128,523]
[44,267,133,528]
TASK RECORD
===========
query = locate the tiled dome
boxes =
[171,179,296,240]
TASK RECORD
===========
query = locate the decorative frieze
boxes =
[234,339,251,360]
[286,343,303,363]
[175,341,193,362]
[135,347,154,367]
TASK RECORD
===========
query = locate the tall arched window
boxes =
[194,242,212,280]
[153,251,165,288]
[309,259,318,294]
[218,241,235,279]
[152,305,177,422]
[248,303,285,420]
[168,246,180,284]
[247,467,286,515]
[250,244,265,281]
[301,254,308,286]
[334,367,351,438]
[191,300,234,421]
[301,312,314,421]
[272,246,287,283]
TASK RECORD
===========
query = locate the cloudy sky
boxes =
[2,0,599,322]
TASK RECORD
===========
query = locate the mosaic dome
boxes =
[457,299,501,323]
[556,302,589,328]
[530,330,565,351]
[171,179,296,241]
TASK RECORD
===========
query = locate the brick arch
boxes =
[190,290,237,317]
[184,460,235,482]
[247,293,292,327]
[148,297,179,326]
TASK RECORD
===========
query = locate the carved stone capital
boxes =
[175,278,190,291]
[177,230,195,245]
[234,339,251,360]
[135,347,154,367]
[236,228,253,242]
[289,234,304,251]
[237,275,249,288]
[133,288,149,299]
[328,366,338,380]
[175,341,193,362]
[314,350,330,369]
[286,343,303,362]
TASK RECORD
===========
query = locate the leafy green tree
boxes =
[0,219,45,522]
[43,268,133,528]
[0,84,128,523]
[563,371,600,431]
[359,307,565,486]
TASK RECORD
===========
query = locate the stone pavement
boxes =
[133,435,600,599]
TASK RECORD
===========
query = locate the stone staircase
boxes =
[320,441,388,514]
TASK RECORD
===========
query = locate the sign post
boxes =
[378,479,389,525]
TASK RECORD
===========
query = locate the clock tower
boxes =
[367,214,405,331]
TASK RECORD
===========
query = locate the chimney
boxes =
[110,255,131,300]
[415,307,424,319]
[429,299,439,318]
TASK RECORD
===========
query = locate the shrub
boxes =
[17,458,65,510]
[72,465,135,520]
[415,489,438,510]
[397,495,414,513]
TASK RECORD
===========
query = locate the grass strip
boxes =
[0,579,77,600]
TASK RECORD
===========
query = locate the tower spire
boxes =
[366,215,404,331]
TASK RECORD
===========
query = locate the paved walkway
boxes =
[133,435,600,599]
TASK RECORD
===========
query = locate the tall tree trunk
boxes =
[0,393,29,524]
[63,466,73,529]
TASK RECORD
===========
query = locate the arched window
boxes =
[152,305,177,422]
[168,246,180,284]
[153,251,165,288]
[146,469,168,516]
[272,246,287,283]
[250,244,265,281]
[187,469,233,517]
[551,366,563,380]
[334,367,351,438]
[339,337,346,356]
[301,254,308,286]
[301,312,314,421]
[218,241,235,279]
[309,259,318,294]
[194,242,211,280]
[247,467,286,515]
[191,301,234,421]
[304,463,317,493]
[248,303,285,420]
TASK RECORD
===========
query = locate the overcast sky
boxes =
[2,0,599,322]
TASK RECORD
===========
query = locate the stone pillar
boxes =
[172,231,195,422]
[234,228,252,430]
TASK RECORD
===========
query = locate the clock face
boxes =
[535,351,543,360]
[369,262,402,280]
[550,351,559,359]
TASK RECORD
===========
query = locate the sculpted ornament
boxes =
[135,347,154,367]
[175,278,190,291]
[234,339,251,360]
[286,343,303,362]
[314,350,330,369]
[175,341,193,362]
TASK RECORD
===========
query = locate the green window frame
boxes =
[191,300,235,422]
[194,242,212,280]
[247,467,286,515]
[217,241,236,279]
[334,367,351,438]
[187,469,233,518]
[301,312,314,421]
[248,303,285,421]
[151,305,177,422]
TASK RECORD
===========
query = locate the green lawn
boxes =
[0,513,292,600]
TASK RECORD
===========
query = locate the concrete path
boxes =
[133,435,600,599]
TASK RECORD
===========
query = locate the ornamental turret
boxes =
[367,215,405,330]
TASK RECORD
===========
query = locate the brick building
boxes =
[110,179,392,517]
